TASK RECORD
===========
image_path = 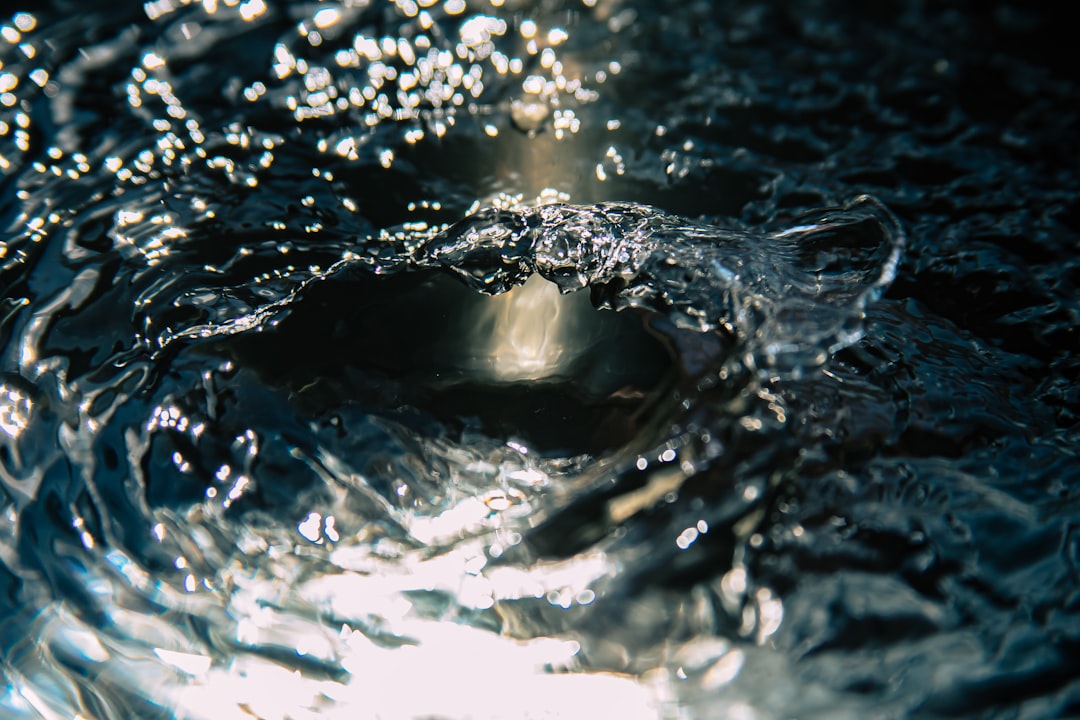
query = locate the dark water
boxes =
[1,1,1078,718]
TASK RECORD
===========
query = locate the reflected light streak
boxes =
[139,545,660,720]
[164,643,660,720]
[318,543,612,612]
[468,274,599,383]
[487,274,571,380]
[153,648,212,675]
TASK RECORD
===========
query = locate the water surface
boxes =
[1,1,1078,718]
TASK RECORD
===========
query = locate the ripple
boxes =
[1,1,1078,719]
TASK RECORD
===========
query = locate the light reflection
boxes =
[297,511,322,543]
[238,0,266,22]
[258,0,594,138]
[148,404,189,432]
[484,274,573,381]
[0,4,797,718]
[13,13,36,32]
[159,629,659,720]
[312,8,341,30]
[154,648,212,675]
[702,649,745,689]
[0,384,32,438]
[159,544,661,719]
[455,273,642,386]
[675,523,704,550]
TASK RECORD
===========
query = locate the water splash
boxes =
[2,1,1078,719]
[0,192,903,719]
[420,195,903,376]
[165,195,903,383]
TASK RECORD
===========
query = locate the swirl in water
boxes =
[3,1,1075,719]
[2,189,903,719]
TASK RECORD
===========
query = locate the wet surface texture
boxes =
[1,1,1078,718]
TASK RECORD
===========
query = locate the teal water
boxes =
[1,2,1077,718]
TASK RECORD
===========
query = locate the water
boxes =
[1,1,1078,718]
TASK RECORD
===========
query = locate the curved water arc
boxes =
[159,194,904,386]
